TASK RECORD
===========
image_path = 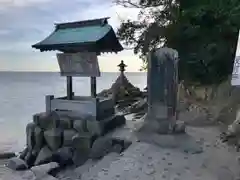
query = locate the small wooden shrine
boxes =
[32,17,124,135]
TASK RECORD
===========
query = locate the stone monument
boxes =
[140,47,184,134]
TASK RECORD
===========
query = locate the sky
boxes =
[0,0,143,72]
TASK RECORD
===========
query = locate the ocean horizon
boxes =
[0,71,147,153]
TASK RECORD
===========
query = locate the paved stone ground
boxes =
[1,122,240,180]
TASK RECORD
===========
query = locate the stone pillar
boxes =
[147,49,167,120]
[143,47,182,134]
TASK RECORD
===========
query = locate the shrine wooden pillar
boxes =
[67,76,73,100]
[91,77,97,97]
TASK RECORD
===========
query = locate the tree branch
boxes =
[114,0,164,8]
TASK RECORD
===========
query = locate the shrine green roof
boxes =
[32,17,123,53]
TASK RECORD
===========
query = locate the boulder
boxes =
[173,121,186,134]
[98,73,143,104]
[44,128,63,151]
[72,133,95,152]
[34,126,44,152]
[103,115,126,134]
[130,98,147,113]
[63,129,77,147]
[59,117,73,129]
[52,147,74,167]
[34,146,53,166]
[19,147,28,160]
[73,120,87,133]
[26,122,36,150]
[31,162,59,179]
[24,150,37,167]
[86,120,103,136]
[72,150,89,167]
[33,112,54,130]
[33,112,59,130]
[6,157,28,171]
[90,137,113,159]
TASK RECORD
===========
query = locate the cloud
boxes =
[0,0,142,71]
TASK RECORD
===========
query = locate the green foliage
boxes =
[116,0,240,85]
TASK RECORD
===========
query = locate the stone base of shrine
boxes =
[8,111,126,171]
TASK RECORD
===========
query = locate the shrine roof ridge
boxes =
[54,17,110,30]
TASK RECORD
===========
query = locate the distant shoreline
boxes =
[0,71,146,73]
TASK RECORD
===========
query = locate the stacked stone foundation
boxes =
[18,111,126,169]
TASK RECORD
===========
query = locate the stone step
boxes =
[80,152,120,180]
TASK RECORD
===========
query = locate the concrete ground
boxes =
[1,116,240,180]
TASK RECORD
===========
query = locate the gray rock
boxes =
[44,128,63,151]
[19,147,28,160]
[86,120,103,136]
[90,137,113,159]
[24,150,37,167]
[33,112,57,130]
[34,126,44,151]
[72,133,95,152]
[52,147,73,167]
[130,98,147,113]
[31,162,59,179]
[26,122,36,150]
[6,157,28,171]
[73,120,87,133]
[34,146,53,166]
[72,151,89,166]
[63,129,77,147]
[173,121,186,134]
[59,117,73,129]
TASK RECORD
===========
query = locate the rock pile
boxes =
[98,73,143,109]
[6,111,128,173]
